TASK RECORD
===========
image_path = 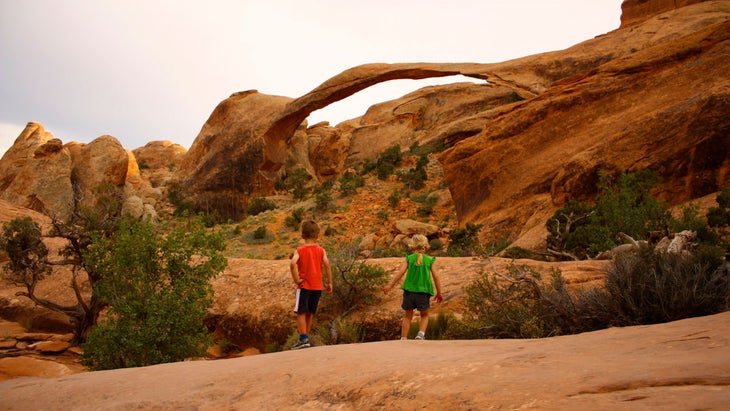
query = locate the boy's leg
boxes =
[304,313,314,334]
[296,312,308,335]
[401,310,414,338]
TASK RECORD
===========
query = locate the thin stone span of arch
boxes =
[259,62,489,173]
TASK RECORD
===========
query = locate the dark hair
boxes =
[301,220,320,240]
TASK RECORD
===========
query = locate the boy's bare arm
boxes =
[290,251,303,285]
[322,251,333,294]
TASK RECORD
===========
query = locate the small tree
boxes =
[81,217,227,370]
[546,170,671,259]
[0,188,122,344]
[447,222,483,256]
[325,241,389,314]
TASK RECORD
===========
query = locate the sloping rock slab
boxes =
[0,312,728,410]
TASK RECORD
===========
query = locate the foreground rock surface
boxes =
[1,312,728,410]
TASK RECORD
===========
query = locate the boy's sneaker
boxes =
[291,339,311,350]
[415,332,425,340]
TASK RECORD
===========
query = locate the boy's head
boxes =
[301,220,320,240]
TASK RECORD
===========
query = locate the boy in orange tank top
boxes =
[289,220,333,349]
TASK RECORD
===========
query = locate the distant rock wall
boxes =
[620,0,710,28]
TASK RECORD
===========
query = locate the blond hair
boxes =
[409,234,429,265]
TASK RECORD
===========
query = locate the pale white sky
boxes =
[0,1,622,156]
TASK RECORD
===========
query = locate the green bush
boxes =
[326,242,389,314]
[313,316,365,345]
[285,207,306,230]
[376,145,402,180]
[388,190,401,208]
[446,222,483,256]
[606,246,727,325]
[253,225,268,240]
[446,265,613,340]
[339,170,364,196]
[408,311,452,340]
[247,197,277,216]
[547,170,671,259]
[315,190,333,212]
[81,218,227,370]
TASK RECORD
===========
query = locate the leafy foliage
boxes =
[81,218,227,370]
[338,170,365,196]
[376,144,403,180]
[0,217,51,286]
[446,222,483,256]
[606,246,727,325]
[247,197,277,216]
[325,242,389,314]
[285,207,306,230]
[547,170,671,259]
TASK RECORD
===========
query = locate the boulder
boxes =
[394,219,441,237]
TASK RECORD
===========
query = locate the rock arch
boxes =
[259,62,489,173]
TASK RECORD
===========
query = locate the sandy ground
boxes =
[1,311,728,410]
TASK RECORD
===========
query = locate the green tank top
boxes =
[402,253,435,295]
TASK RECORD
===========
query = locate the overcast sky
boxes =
[0,1,622,156]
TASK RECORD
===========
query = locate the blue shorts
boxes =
[294,288,322,314]
[402,290,431,311]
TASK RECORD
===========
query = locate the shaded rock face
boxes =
[66,136,131,213]
[173,91,294,220]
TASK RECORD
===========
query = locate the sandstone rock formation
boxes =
[0,123,160,222]
[0,123,75,220]
[131,140,187,188]
[164,1,729,245]
[440,1,730,248]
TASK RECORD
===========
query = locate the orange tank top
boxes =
[296,244,325,290]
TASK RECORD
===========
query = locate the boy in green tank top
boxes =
[383,234,443,340]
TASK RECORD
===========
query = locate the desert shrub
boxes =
[399,153,429,191]
[376,144,403,180]
[285,207,306,230]
[606,246,728,325]
[326,242,389,314]
[408,311,452,340]
[547,170,671,259]
[247,197,276,216]
[707,187,730,248]
[253,225,268,240]
[388,190,401,208]
[447,265,555,339]
[313,316,365,345]
[81,218,227,370]
[670,203,719,246]
[412,193,438,217]
[707,188,730,226]
[315,191,333,212]
[446,265,612,340]
[339,170,364,196]
[446,222,483,256]
[429,238,444,252]
[501,246,534,259]
[167,182,195,216]
[279,168,312,200]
